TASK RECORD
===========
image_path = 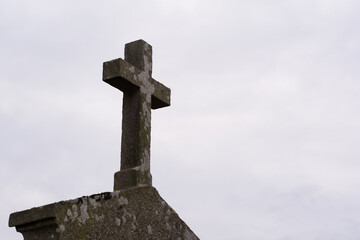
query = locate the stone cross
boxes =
[103,40,170,191]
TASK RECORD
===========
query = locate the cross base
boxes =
[9,186,199,239]
[114,169,152,191]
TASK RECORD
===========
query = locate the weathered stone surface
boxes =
[103,39,171,191]
[9,186,199,240]
[9,40,199,239]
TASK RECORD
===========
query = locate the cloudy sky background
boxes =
[1,0,360,239]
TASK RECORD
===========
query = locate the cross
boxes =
[103,40,171,191]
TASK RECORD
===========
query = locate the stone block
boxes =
[9,186,199,240]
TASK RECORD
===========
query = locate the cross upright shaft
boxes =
[103,40,170,191]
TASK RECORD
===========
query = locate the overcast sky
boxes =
[1,0,360,239]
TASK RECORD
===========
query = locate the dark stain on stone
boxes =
[103,192,112,201]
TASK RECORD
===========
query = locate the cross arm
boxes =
[150,78,171,109]
[103,58,171,109]
[103,58,142,92]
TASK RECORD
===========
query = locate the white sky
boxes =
[1,0,360,239]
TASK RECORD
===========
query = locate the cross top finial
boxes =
[103,40,171,191]
[125,40,152,77]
